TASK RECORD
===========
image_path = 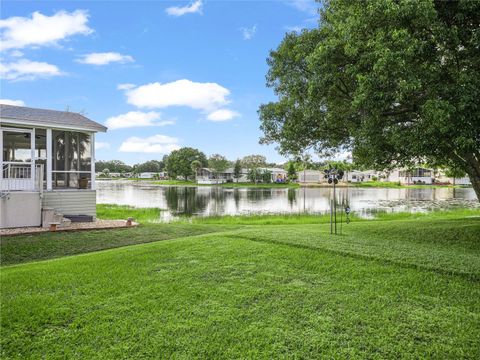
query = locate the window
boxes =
[52,130,91,189]
[2,130,32,162]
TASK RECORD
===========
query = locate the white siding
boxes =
[42,190,96,217]
[297,170,322,183]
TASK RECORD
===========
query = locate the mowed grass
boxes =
[1,212,480,358]
[0,223,234,266]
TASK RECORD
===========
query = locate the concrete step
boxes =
[42,208,71,228]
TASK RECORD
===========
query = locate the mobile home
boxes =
[1,104,107,228]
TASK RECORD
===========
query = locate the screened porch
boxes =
[1,126,96,192]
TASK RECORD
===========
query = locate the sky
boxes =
[0,0,320,165]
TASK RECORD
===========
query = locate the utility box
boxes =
[0,192,42,228]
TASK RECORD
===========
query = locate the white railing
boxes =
[0,163,43,192]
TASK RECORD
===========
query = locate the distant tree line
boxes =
[95,159,164,175]
[96,147,298,181]
[96,146,368,179]
[97,147,465,185]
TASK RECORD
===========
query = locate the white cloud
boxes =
[207,109,240,122]
[0,10,92,51]
[105,111,175,130]
[78,52,134,66]
[240,25,257,40]
[0,59,62,81]
[119,134,180,154]
[95,142,110,150]
[284,25,303,33]
[0,98,25,106]
[121,79,230,111]
[9,50,24,57]
[117,83,136,90]
[285,0,318,15]
[166,0,203,16]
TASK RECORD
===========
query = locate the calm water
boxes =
[97,181,478,221]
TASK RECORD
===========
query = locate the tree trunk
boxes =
[467,172,480,201]
[464,153,480,201]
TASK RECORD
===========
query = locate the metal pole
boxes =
[333,179,337,234]
[340,193,343,235]
[330,198,333,234]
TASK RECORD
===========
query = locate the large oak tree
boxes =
[259,0,480,200]
[166,147,207,180]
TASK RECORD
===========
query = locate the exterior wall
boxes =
[0,192,42,228]
[197,179,227,184]
[297,170,322,183]
[346,171,377,183]
[436,172,472,185]
[198,168,248,182]
[451,177,471,185]
[198,167,286,183]
[387,170,433,185]
[346,171,365,183]
[42,190,96,217]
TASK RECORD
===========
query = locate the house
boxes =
[197,168,247,184]
[436,170,471,185]
[197,167,287,184]
[1,104,107,228]
[138,172,157,179]
[345,170,378,183]
[264,167,288,182]
[297,170,323,183]
[386,168,433,185]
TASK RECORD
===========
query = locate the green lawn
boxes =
[1,211,479,358]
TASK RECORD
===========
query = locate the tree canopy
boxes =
[133,160,164,174]
[95,160,132,173]
[165,147,208,180]
[208,154,229,178]
[259,0,480,199]
[191,160,203,181]
[241,155,266,171]
[233,159,242,182]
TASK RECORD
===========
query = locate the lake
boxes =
[97,181,479,221]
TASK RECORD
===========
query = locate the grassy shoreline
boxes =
[98,178,470,189]
[96,204,480,224]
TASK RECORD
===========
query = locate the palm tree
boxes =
[191,160,202,183]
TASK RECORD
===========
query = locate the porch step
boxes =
[42,208,71,229]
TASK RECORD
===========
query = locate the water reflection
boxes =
[287,188,296,207]
[96,181,478,220]
[164,187,209,215]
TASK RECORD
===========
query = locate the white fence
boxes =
[1,163,43,192]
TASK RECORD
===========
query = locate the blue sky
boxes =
[1,0,320,165]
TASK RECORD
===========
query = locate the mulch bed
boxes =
[0,219,139,237]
